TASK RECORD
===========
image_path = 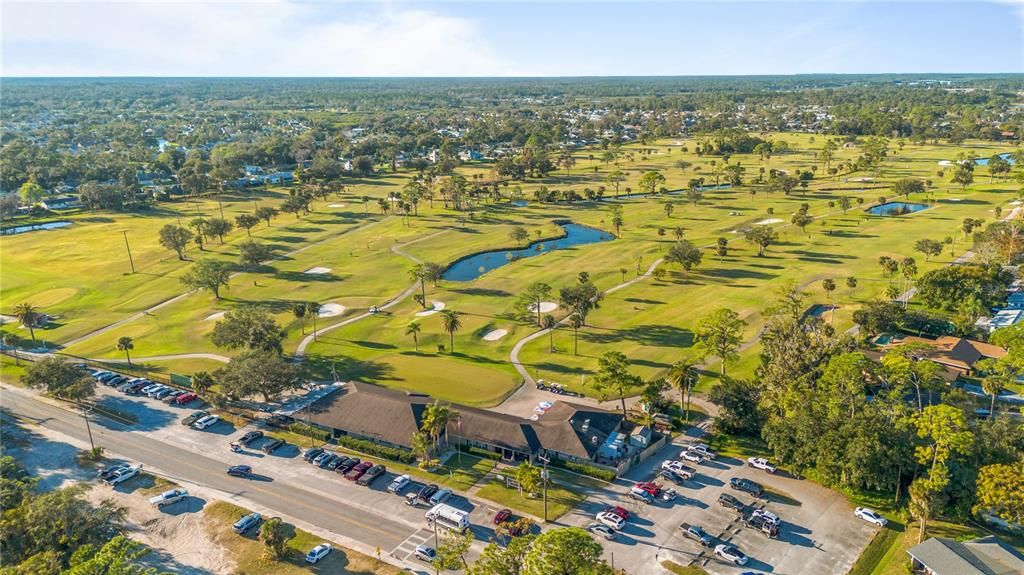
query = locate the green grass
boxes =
[707,432,769,460]
[474,467,605,520]
[0,354,27,385]
[327,446,496,492]
[205,501,401,575]
[660,560,710,575]
[848,526,902,575]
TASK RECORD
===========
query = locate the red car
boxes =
[175,392,197,405]
[344,461,373,481]
[635,482,662,496]
[602,505,630,521]
[493,509,513,525]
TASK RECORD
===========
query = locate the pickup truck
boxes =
[149,488,189,508]
[679,523,713,547]
[747,457,777,473]
[104,464,142,486]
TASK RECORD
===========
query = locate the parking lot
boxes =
[562,435,878,574]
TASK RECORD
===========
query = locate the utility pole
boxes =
[80,401,95,451]
[218,200,225,220]
[123,231,136,274]
[432,518,439,575]
[538,454,550,522]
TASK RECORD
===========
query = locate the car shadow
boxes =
[268,444,300,458]
[202,422,237,436]
[95,395,176,431]
[690,474,725,488]
[248,474,275,482]
[158,495,208,516]
[698,460,730,471]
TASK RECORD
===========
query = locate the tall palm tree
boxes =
[569,313,585,355]
[293,303,307,334]
[306,302,321,340]
[406,321,421,352]
[439,310,462,353]
[116,336,134,367]
[666,360,699,424]
[542,315,556,352]
[421,401,453,456]
[982,373,1007,416]
[13,303,39,343]
[3,334,19,365]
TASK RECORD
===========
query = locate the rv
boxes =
[425,503,469,533]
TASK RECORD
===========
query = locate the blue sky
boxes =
[2,1,1021,76]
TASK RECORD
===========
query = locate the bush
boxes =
[288,422,330,442]
[458,444,501,460]
[336,434,416,464]
[553,459,617,482]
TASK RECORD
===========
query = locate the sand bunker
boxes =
[938,160,953,166]
[0,314,14,324]
[483,329,508,341]
[318,303,345,318]
[528,302,558,314]
[1010,200,1023,206]
[851,177,875,182]
[328,203,347,208]
[754,218,782,225]
[415,301,446,317]
[304,267,331,274]
[204,311,225,322]
[948,198,963,202]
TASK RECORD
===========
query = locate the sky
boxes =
[1,1,1022,77]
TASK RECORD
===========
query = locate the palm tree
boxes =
[982,373,1007,416]
[666,360,699,424]
[116,336,134,366]
[439,310,462,353]
[411,431,431,468]
[406,321,422,352]
[542,315,556,352]
[306,302,321,340]
[421,401,453,456]
[13,303,39,343]
[293,303,307,335]
[191,371,214,396]
[2,334,19,365]
[569,313,585,355]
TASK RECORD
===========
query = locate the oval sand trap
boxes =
[528,302,558,314]
[754,218,782,225]
[204,311,226,322]
[415,301,446,317]
[318,303,345,318]
[328,203,347,208]
[483,329,508,341]
[304,267,331,274]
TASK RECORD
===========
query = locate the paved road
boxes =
[1,386,417,553]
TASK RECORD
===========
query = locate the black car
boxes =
[105,375,126,387]
[303,447,324,462]
[659,469,685,485]
[317,453,336,468]
[227,465,252,477]
[337,457,360,473]
[263,414,293,428]
[742,513,780,538]
[333,456,353,473]
[718,492,746,512]
[261,438,285,454]
[326,456,346,471]
[181,410,209,426]
[127,382,148,394]
[239,431,264,446]
[356,464,386,486]
[730,477,764,497]
[417,483,439,503]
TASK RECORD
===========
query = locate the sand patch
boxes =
[304,266,331,274]
[1010,200,1023,206]
[328,203,347,208]
[0,314,14,324]
[204,311,225,322]
[483,329,508,341]
[948,198,963,202]
[528,302,558,314]
[415,301,447,317]
[851,177,875,182]
[754,218,783,225]
[938,160,953,166]
[318,303,345,318]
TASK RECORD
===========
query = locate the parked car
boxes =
[161,390,184,403]
[106,375,126,387]
[730,477,764,497]
[337,457,360,473]
[680,523,713,547]
[718,493,746,512]
[855,507,888,527]
[687,443,718,460]
[313,452,332,466]
[233,512,261,534]
[743,512,780,538]
[596,511,625,530]
[146,385,168,397]
[227,465,252,477]
[602,505,630,521]
[747,457,777,473]
[660,487,678,502]
[153,387,175,399]
[661,460,695,478]
[263,414,293,428]
[149,488,188,508]
[429,488,453,505]
[97,463,130,481]
[175,392,198,405]
[752,509,780,525]
[417,484,439,504]
[714,544,748,565]
[127,382,148,394]
[680,450,704,463]
[629,487,654,504]
[303,447,324,462]
[140,383,162,395]
[493,508,513,525]
[413,545,436,562]
[192,415,220,430]
[356,464,385,486]
[345,461,373,481]
[181,411,209,426]
[304,543,332,564]
[587,523,617,540]
[634,482,661,496]
[239,431,264,446]
[261,438,285,454]
[331,456,352,472]
[388,474,411,494]
[104,464,142,486]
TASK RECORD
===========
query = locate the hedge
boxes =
[457,444,502,460]
[288,422,331,442]
[336,434,417,464]
[555,459,617,482]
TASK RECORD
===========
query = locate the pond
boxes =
[971,153,1015,166]
[442,223,614,281]
[867,202,929,216]
[1,221,73,235]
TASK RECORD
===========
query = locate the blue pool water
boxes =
[971,153,1014,166]
[1,221,72,235]
[867,202,929,216]
[442,223,614,281]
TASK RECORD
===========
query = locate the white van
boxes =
[193,415,220,430]
[425,503,469,533]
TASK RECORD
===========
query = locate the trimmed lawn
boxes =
[661,561,710,575]
[324,445,496,492]
[474,467,606,520]
[0,354,27,385]
[707,432,769,460]
[204,501,400,575]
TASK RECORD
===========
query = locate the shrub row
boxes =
[554,459,617,482]
[336,434,417,464]
[288,422,331,442]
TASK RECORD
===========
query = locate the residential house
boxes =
[40,196,81,210]
[891,336,1007,377]
[907,536,1024,575]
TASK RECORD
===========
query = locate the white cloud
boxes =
[1,1,518,76]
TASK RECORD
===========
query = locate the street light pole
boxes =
[538,454,550,523]
[432,519,439,575]
[123,231,136,274]
[79,401,95,451]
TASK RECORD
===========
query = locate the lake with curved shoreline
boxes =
[1,221,72,235]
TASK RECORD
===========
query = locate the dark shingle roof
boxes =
[908,536,1024,575]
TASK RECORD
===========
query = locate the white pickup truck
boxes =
[104,463,143,486]
[149,488,189,508]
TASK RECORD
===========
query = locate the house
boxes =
[40,196,81,210]
[459,149,484,162]
[260,171,294,185]
[895,336,1006,376]
[300,381,628,466]
[907,536,1024,575]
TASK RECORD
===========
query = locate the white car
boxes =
[104,463,142,486]
[304,543,332,564]
[587,523,617,540]
[855,507,888,527]
[193,415,220,430]
[714,544,748,565]
[680,450,704,463]
[149,488,188,508]
[388,474,411,494]
[689,444,717,459]
[752,508,780,525]
[747,457,777,473]
[660,488,678,502]
[596,511,625,530]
